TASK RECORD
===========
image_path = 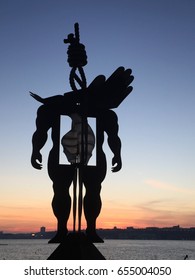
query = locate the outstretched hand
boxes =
[31,152,43,170]
[111,155,122,172]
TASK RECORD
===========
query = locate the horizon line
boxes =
[1,225,195,235]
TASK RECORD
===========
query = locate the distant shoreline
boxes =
[1,226,195,240]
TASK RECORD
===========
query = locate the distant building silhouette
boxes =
[1,226,195,240]
[40,226,46,234]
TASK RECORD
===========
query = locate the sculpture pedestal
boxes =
[47,232,105,260]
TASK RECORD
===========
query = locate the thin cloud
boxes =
[0,204,47,210]
[144,179,195,194]
[133,198,195,228]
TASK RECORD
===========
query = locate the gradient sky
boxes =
[0,0,195,233]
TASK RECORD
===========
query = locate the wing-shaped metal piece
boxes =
[87,67,134,109]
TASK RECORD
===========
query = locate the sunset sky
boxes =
[0,0,195,233]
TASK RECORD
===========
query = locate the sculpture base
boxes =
[47,232,105,260]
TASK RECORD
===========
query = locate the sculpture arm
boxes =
[104,111,122,172]
[31,130,48,169]
[108,134,122,173]
[31,105,51,169]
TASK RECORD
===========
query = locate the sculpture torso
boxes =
[61,113,95,164]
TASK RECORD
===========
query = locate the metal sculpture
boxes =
[30,23,134,250]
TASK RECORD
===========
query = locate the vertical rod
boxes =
[77,114,87,232]
[74,23,80,43]
[72,167,77,232]
[78,165,83,232]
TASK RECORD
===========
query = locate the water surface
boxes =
[0,239,194,260]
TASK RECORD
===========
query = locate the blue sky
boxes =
[0,0,195,232]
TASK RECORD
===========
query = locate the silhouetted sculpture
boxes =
[30,23,134,252]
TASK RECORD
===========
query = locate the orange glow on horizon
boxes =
[1,194,195,233]
[1,213,195,234]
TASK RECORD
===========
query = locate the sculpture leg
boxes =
[83,166,106,243]
[51,184,71,240]
[84,183,102,239]
[48,164,75,243]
